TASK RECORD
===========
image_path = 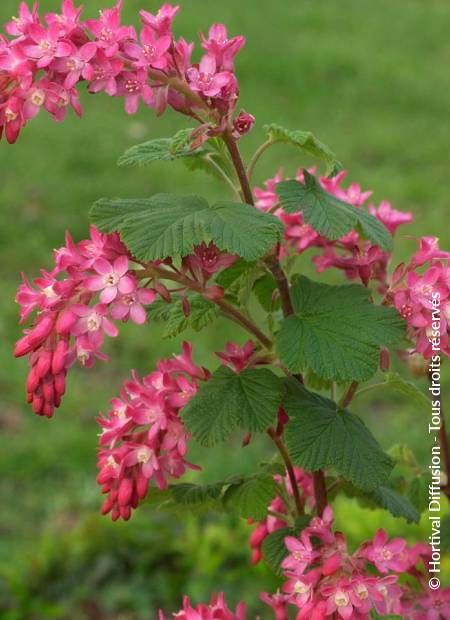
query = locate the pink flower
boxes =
[369,200,413,235]
[216,340,256,373]
[124,27,171,71]
[411,236,450,268]
[139,3,180,36]
[117,69,153,114]
[363,529,407,573]
[53,41,97,89]
[201,23,245,71]
[45,0,83,36]
[418,587,450,620]
[187,54,233,98]
[111,288,156,325]
[85,0,136,58]
[5,2,39,38]
[22,23,72,68]
[71,303,118,348]
[84,51,123,96]
[0,96,25,143]
[282,533,318,575]
[84,255,135,304]
[182,242,237,281]
[159,593,246,620]
[322,581,355,619]
[232,109,255,139]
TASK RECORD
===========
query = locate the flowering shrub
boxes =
[7,1,450,618]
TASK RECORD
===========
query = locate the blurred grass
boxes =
[1,0,450,615]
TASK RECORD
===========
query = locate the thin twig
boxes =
[247,139,274,181]
[268,428,304,516]
[338,381,359,409]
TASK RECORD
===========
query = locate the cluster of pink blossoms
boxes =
[97,342,209,521]
[254,168,413,291]
[249,466,314,565]
[0,0,249,143]
[14,225,157,417]
[254,169,450,360]
[386,237,450,359]
[159,593,247,620]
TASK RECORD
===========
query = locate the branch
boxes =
[338,381,359,409]
[136,264,273,350]
[268,428,304,516]
[222,130,255,206]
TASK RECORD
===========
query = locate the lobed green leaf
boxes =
[276,171,392,251]
[283,380,394,491]
[182,366,285,446]
[276,275,405,382]
[90,194,282,262]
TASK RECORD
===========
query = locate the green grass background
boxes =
[1,0,450,617]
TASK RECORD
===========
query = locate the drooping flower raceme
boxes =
[14,226,157,417]
[97,342,208,521]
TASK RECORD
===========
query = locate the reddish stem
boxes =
[268,428,305,516]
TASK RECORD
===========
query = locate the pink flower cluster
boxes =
[263,509,449,620]
[249,466,314,565]
[97,343,208,521]
[14,225,156,417]
[254,168,413,290]
[159,593,246,620]
[0,1,247,143]
[387,237,450,359]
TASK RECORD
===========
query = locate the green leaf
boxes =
[276,276,405,382]
[264,124,342,176]
[407,475,430,513]
[371,486,420,523]
[90,194,282,261]
[283,380,394,491]
[117,128,203,167]
[148,294,218,338]
[182,366,284,446]
[253,274,280,312]
[170,482,224,505]
[385,372,430,410]
[276,171,392,251]
[223,475,276,520]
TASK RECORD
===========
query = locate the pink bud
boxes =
[36,350,53,379]
[182,296,190,318]
[14,335,34,358]
[52,340,69,374]
[42,381,55,403]
[56,309,76,335]
[26,368,40,393]
[379,347,390,371]
[154,281,171,303]
[42,403,54,418]
[32,395,44,414]
[232,109,255,139]
[53,372,66,397]
[27,314,55,348]
[204,285,224,301]
[136,475,149,499]
[118,477,134,507]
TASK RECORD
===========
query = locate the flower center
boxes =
[293,580,309,595]
[400,303,412,319]
[334,591,349,607]
[104,273,119,287]
[5,107,18,122]
[100,27,113,42]
[31,89,46,106]
[143,44,156,59]
[39,39,52,51]
[87,314,101,331]
[125,79,141,93]
[136,447,152,464]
